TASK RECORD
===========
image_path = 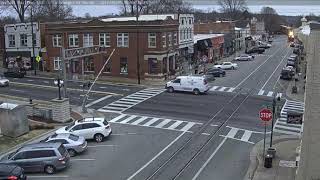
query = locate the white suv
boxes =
[55,117,112,143]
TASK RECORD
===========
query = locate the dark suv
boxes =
[3,68,26,78]
[0,164,26,180]
[207,68,226,77]
[246,47,265,54]
[1,143,70,174]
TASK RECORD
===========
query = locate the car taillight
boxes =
[8,176,18,180]
[59,157,66,164]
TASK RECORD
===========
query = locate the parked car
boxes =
[165,75,210,95]
[43,133,87,157]
[293,48,300,55]
[290,42,295,47]
[0,76,9,87]
[3,68,26,78]
[0,164,26,180]
[234,54,254,61]
[214,62,238,70]
[287,60,296,68]
[55,117,112,143]
[246,47,265,54]
[280,67,295,80]
[207,68,226,77]
[258,43,272,49]
[1,143,70,174]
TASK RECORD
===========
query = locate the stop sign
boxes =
[259,108,273,121]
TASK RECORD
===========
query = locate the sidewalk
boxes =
[244,136,300,180]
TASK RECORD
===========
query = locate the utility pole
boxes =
[30,1,36,75]
[270,95,276,148]
[135,0,141,84]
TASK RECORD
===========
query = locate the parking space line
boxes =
[27,175,69,178]
[71,158,96,161]
[127,132,186,180]
[87,144,118,148]
[258,90,264,95]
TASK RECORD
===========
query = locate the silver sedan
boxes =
[44,133,87,157]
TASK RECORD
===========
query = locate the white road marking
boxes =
[127,132,186,180]
[234,47,283,89]
[120,115,137,124]
[85,95,112,108]
[109,114,127,123]
[210,86,219,91]
[218,87,227,92]
[241,130,252,142]
[226,127,238,138]
[260,49,291,90]
[87,144,118,148]
[167,121,183,130]
[10,89,25,93]
[143,118,160,126]
[258,90,265,95]
[227,87,235,92]
[192,137,227,180]
[131,117,148,125]
[28,175,69,178]
[155,119,171,128]
[71,158,96,161]
[27,79,34,82]
[180,122,196,132]
[267,91,274,97]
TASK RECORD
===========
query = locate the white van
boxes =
[165,76,210,95]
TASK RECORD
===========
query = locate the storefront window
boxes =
[84,57,94,72]
[148,58,158,74]
[104,59,112,73]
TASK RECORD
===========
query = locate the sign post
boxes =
[259,108,273,159]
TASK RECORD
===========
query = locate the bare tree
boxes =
[260,6,282,33]
[31,0,73,22]
[218,0,247,20]
[3,0,31,22]
[84,12,91,19]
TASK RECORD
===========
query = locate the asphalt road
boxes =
[0,35,294,180]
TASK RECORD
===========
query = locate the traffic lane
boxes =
[0,84,111,106]
[211,39,286,88]
[261,47,293,92]
[236,45,289,91]
[185,138,253,180]
[125,91,235,123]
[226,96,276,132]
[6,76,144,96]
[28,124,183,180]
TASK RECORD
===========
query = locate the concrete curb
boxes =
[243,135,300,180]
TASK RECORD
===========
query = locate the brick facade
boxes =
[194,21,235,35]
[44,18,179,80]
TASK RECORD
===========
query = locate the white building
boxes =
[4,22,41,69]
[235,20,251,50]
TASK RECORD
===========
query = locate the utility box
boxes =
[0,103,29,137]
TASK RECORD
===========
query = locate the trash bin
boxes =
[267,148,276,158]
[264,154,273,168]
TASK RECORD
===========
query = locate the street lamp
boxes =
[54,78,64,100]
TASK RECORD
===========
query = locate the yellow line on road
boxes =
[9,82,122,96]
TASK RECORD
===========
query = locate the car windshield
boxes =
[68,134,79,141]
[65,122,75,131]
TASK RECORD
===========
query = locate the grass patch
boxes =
[0,129,50,154]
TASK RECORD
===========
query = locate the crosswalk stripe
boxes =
[155,119,171,128]
[131,117,149,125]
[125,96,146,100]
[267,91,274,97]
[226,128,238,138]
[109,114,127,123]
[85,95,112,108]
[108,104,131,108]
[258,90,264,95]
[143,118,160,126]
[129,94,152,98]
[167,121,183,130]
[180,122,195,131]
[227,88,235,92]
[218,87,227,92]
[120,115,137,124]
[113,101,136,106]
[135,92,157,96]
[275,124,302,132]
[211,86,219,91]
[102,106,125,111]
[274,129,301,136]
[241,130,252,142]
[119,99,141,103]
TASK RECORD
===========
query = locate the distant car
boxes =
[258,43,272,49]
[0,164,26,180]
[207,68,226,77]
[287,60,296,68]
[1,143,70,174]
[246,47,265,54]
[234,54,254,61]
[268,39,273,43]
[44,133,87,157]
[214,62,238,70]
[290,42,295,47]
[3,68,25,78]
[280,67,295,80]
[0,76,9,87]
[165,75,210,95]
[55,117,112,143]
[293,48,300,55]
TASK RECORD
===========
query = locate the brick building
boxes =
[194,21,236,56]
[0,25,4,67]
[43,16,179,80]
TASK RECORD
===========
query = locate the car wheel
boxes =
[193,89,200,95]
[44,165,55,174]
[68,149,77,157]
[94,133,104,143]
[167,86,174,93]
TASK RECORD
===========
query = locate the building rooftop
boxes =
[194,34,224,43]
[101,14,175,22]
